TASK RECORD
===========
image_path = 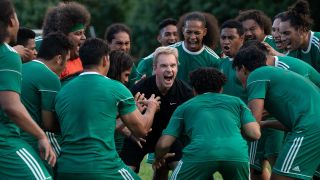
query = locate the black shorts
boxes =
[120,137,183,173]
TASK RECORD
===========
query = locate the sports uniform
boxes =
[250,54,320,171]
[246,66,320,179]
[0,43,51,179]
[163,93,255,180]
[136,53,153,79]
[55,72,140,180]
[249,35,291,172]
[136,41,220,84]
[287,31,320,72]
[120,75,193,172]
[275,55,320,87]
[20,60,62,175]
[218,57,247,103]
[20,60,61,153]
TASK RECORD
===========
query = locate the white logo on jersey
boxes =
[292,166,300,172]
[170,102,177,105]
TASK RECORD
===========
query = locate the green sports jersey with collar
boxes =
[55,72,137,173]
[275,55,320,88]
[175,41,220,84]
[246,66,320,131]
[20,60,61,151]
[219,57,248,103]
[163,93,256,163]
[136,53,153,79]
[136,42,220,84]
[0,43,23,156]
[287,31,320,72]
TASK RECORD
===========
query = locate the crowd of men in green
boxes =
[0,0,319,179]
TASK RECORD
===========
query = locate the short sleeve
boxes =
[116,82,137,115]
[40,75,61,111]
[246,73,269,102]
[239,99,256,125]
[162,105,184,138]
[0,52,22,93]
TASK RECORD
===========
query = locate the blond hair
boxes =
[153,46,178,66]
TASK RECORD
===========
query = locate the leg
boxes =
[119,137,146,173]
[263,128,285,180]
[153,140,183,180]
[153,165,170,180]
[261,159,272,180]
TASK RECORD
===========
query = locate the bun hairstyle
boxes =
[282,0,313,31]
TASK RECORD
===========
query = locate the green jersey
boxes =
[55,72,137,173]
[0,43,23,156]
[137,42,220,84]
[20,60,61,151]
[127,64,139,88]
[275,56,320,87]
[287,31,320,72]
[163,93,256,163]
[219,57,248,103]
[136,53,153,79]
[247,66,320,131]
[264,35,280,51]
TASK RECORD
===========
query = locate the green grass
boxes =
[138,157,223,180]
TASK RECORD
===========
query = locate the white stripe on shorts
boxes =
[46,132,61,156]
[170,160,183,180]
[281,137,304,172]
[118,168,134,180]
[249,141,258,165]
[16,148,46,180]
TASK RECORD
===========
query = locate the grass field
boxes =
[138,157,223,180]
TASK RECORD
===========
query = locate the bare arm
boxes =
[41,110,60,133]
[0,91,56,166]
[260,120,289,131]
[242,122,261,141]
[248,99,265,124]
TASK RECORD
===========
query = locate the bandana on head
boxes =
[69,23,85,33]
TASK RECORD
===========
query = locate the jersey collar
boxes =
[182,41,205,55]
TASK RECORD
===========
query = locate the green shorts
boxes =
[0,142,52,180]
[58,166,140,180]
[170,160,249,180]
[249,128,284,171]
[273,130,320,179]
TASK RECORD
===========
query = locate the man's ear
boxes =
[102,55,109,67]
[157,34,162,44]
[56,55,63,65]
[203,27,207,36]
[242,65,250,75]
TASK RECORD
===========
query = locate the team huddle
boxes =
[0,0,319,179]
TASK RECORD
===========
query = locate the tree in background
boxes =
[14,0,319,61]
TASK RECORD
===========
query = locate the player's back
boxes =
[248,66,320,131]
